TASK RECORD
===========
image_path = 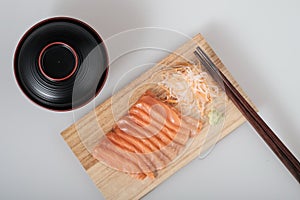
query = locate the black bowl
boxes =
[14,17,109,111]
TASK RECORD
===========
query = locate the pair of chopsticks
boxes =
[194,47,300,184]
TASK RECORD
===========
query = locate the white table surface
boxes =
[1,0,300,199]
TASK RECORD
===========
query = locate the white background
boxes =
[1,0,300,199]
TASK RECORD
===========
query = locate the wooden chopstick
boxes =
[194,46,300,184]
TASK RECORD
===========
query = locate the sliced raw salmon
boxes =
[92,91,202,179]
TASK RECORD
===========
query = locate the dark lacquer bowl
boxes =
[14,17,109,111]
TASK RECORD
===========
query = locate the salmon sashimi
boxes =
[92,91,202,180]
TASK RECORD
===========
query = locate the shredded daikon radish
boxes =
[157,63,219,118]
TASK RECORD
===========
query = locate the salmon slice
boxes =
[93,138,156,173]
[132,94,181,129]
[129,104,199,143]
[181,115,202,137]
[92,91,202,179]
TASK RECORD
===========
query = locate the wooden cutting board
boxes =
[61,33,255,200]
